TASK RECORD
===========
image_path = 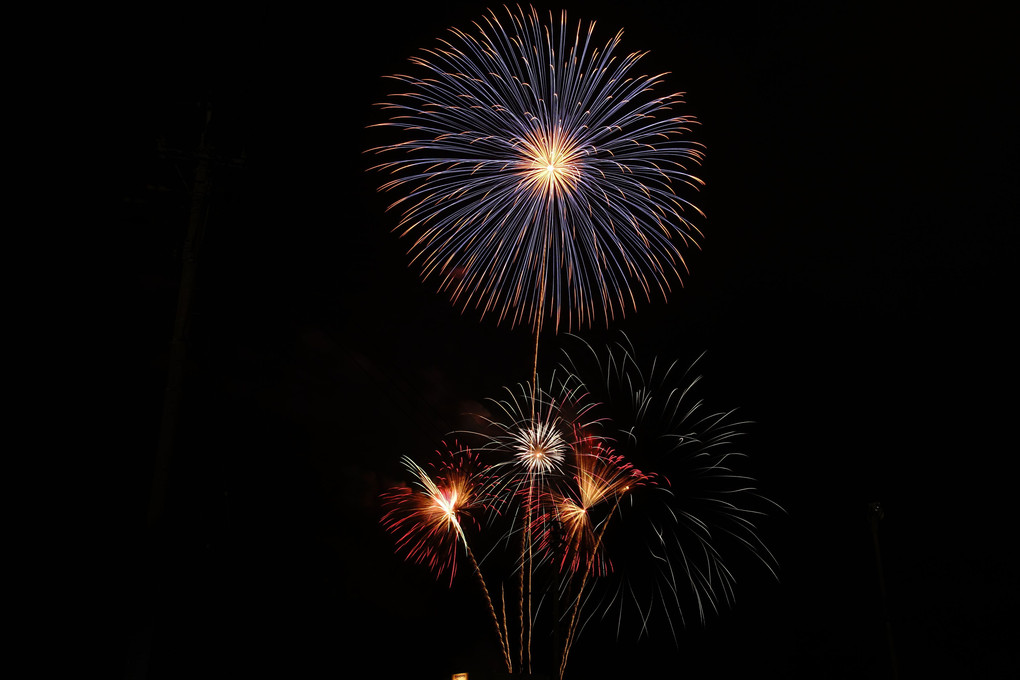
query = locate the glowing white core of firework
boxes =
[523,133,578,198]
[436,490,456,520]
[514,422,566,473]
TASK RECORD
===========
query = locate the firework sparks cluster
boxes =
[380,343,778,677]
[369,5,776,678]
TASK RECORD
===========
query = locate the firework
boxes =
[380,447,490,586]
[381,446,514,671]
[459,373,605,673]
[365,6,778,678]
[549,439,646,577]
[467,373,606,568]
[559,334,780,641]
[378,346,776,677]
[544,437,651,679]
[368,5,705,334]
[471,372,602,485]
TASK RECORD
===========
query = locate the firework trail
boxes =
[380,447,512,670]
[547,441,650,679]
[368,4,705,335]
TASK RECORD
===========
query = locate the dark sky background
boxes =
[119,2,1016,678]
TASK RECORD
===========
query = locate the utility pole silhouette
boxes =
[148,103,246,527]
[148,105,211,529]
[127,103,244,680]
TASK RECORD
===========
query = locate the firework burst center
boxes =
[522,133,580,199]
[514,422,567,473]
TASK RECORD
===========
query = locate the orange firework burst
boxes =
[381,450,489,586]
[550,439,647,576]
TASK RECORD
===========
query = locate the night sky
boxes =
[119,2,1016,678]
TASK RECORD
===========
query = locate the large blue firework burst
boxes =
[368,5,706,333]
